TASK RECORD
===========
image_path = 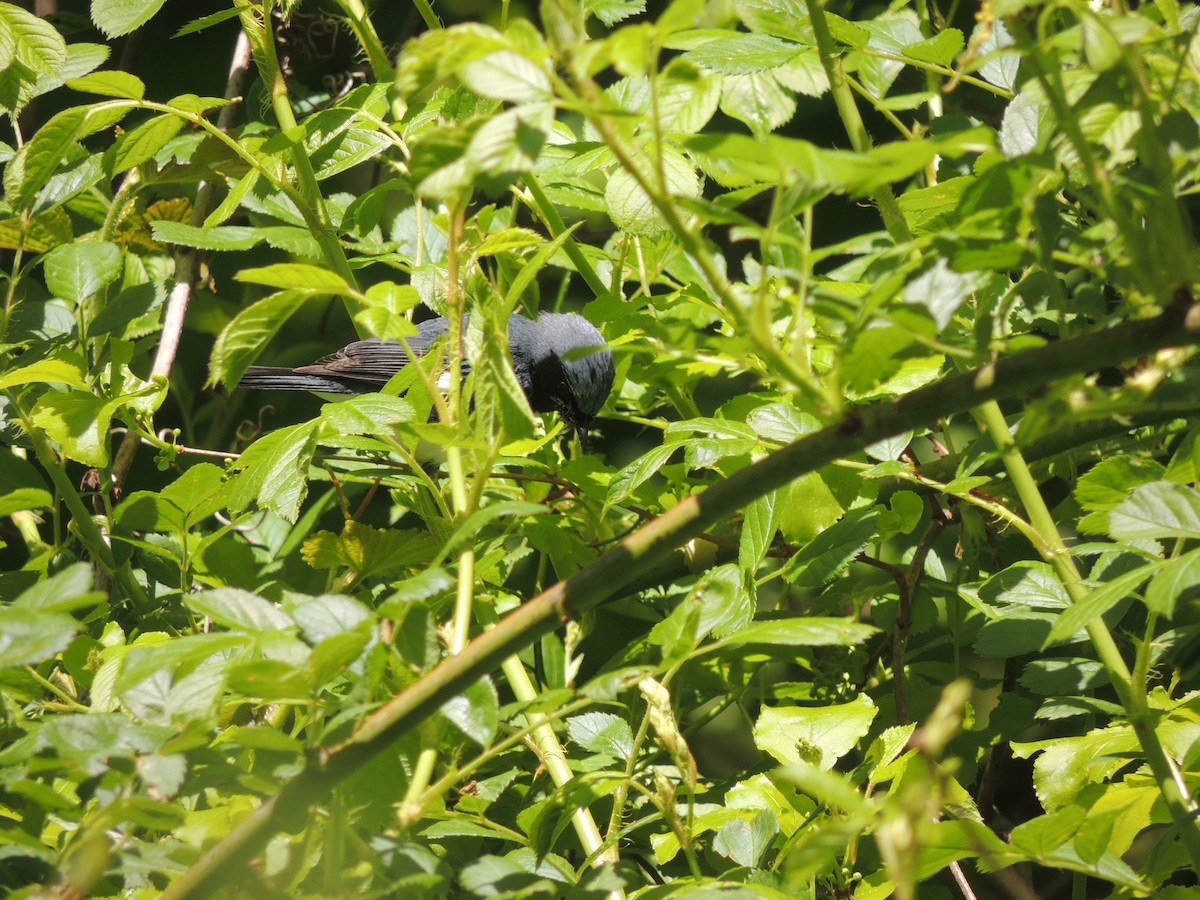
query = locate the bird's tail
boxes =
[238,366,356,394]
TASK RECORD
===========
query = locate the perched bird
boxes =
[238,312,615,450]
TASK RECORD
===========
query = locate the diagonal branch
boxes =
[161,297,1200,900]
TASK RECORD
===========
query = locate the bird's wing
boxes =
[294,319,454,385]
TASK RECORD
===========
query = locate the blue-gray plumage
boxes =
[238,312,614,450]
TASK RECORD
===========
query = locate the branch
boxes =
[110,32,254,489]
[161,298,1200,899]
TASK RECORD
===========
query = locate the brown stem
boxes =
[110,31,254,489]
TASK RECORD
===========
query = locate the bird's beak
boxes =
[577,426,590,455]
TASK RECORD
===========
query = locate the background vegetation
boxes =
[2,0,1199,897]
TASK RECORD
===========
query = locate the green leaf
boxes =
[1143,549,1200,617]
[0,607,79,668]
[739,489,780,571]
[234,263,350,293]
[1046,561,1164,645]
[320,395,416,433]
[302,522,437,577]
[1107,481,1200,540]
[91,0,169,38]
[719,71,796,134]
[980,561,1070,610]
[117,632,247,691]
[13,563,103,613]
[903,259,985,330]
[650,564,751,652]
[0,487,52,516]
[380,568,455,609]
[225,421,320,522]
[721,617,878,648]
[209,289,311,388]
[67,70,145,99]
[0,358,88,391]
[159,463,226,524]
[31,381,162,467]
[436,501,546,563]
[0,3,67,75]
[288,594,372,645]
[7,110,85,210]
[781,507,881,587]
[442,677,499,746]
[186,588,294,633]
[605,440,686,509]
[683,34,802,74]
[567,712,634,760]
[107,113,182,174]
[459,50,551,103]
[605,148,700,236]
[42,240,122,303]
[754,694,878,769]
[151,221,261,251]
[903,29,965,66]
[172,7,243,38]
[712,809,779,867]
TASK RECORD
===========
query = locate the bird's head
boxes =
[524,313,615,451]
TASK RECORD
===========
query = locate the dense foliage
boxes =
[2,0,1200,897]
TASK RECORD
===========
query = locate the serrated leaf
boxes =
[739,489,780,571]
[91,0,169,37]
[0,607,79,668]
[1107,482,1200,540]
[0,3,67,75]
[289,594,372,645]
[459,50,551,103]
[722,617,878,648]
[235,263,350,292]
[605,440,685,509]
[567,712,634,760]
[684,34,802,74]
[67,70,145,99]
[605,149,700,236]
[1144,548,1200,617]
[302,522,437,577]
[980,562,1070,610]
[0,358,88,391]
[781,507,881,587]
[437,501,545,563]
[42,240,122,303]
[719,71,796,134]
[225,421,320,522]
[442,678,499,746]
[186,588,293,633]
[1046,562,1164,645]
[209,289,310,387]
[108,114,182,175]
[150,221,262,251]
[117,633,246,691]
[712,809,778,867]
[754,695,877,769]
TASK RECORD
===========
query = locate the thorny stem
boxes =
[975,398,1200,871]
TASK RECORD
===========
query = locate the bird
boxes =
[237,312,615,451]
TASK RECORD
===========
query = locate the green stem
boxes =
[501,656,617,868]
[974,399,1200,870]
[235,5,360,302]
[411,0,441,31]
[523,174,611,300]
[802,0,911,243]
